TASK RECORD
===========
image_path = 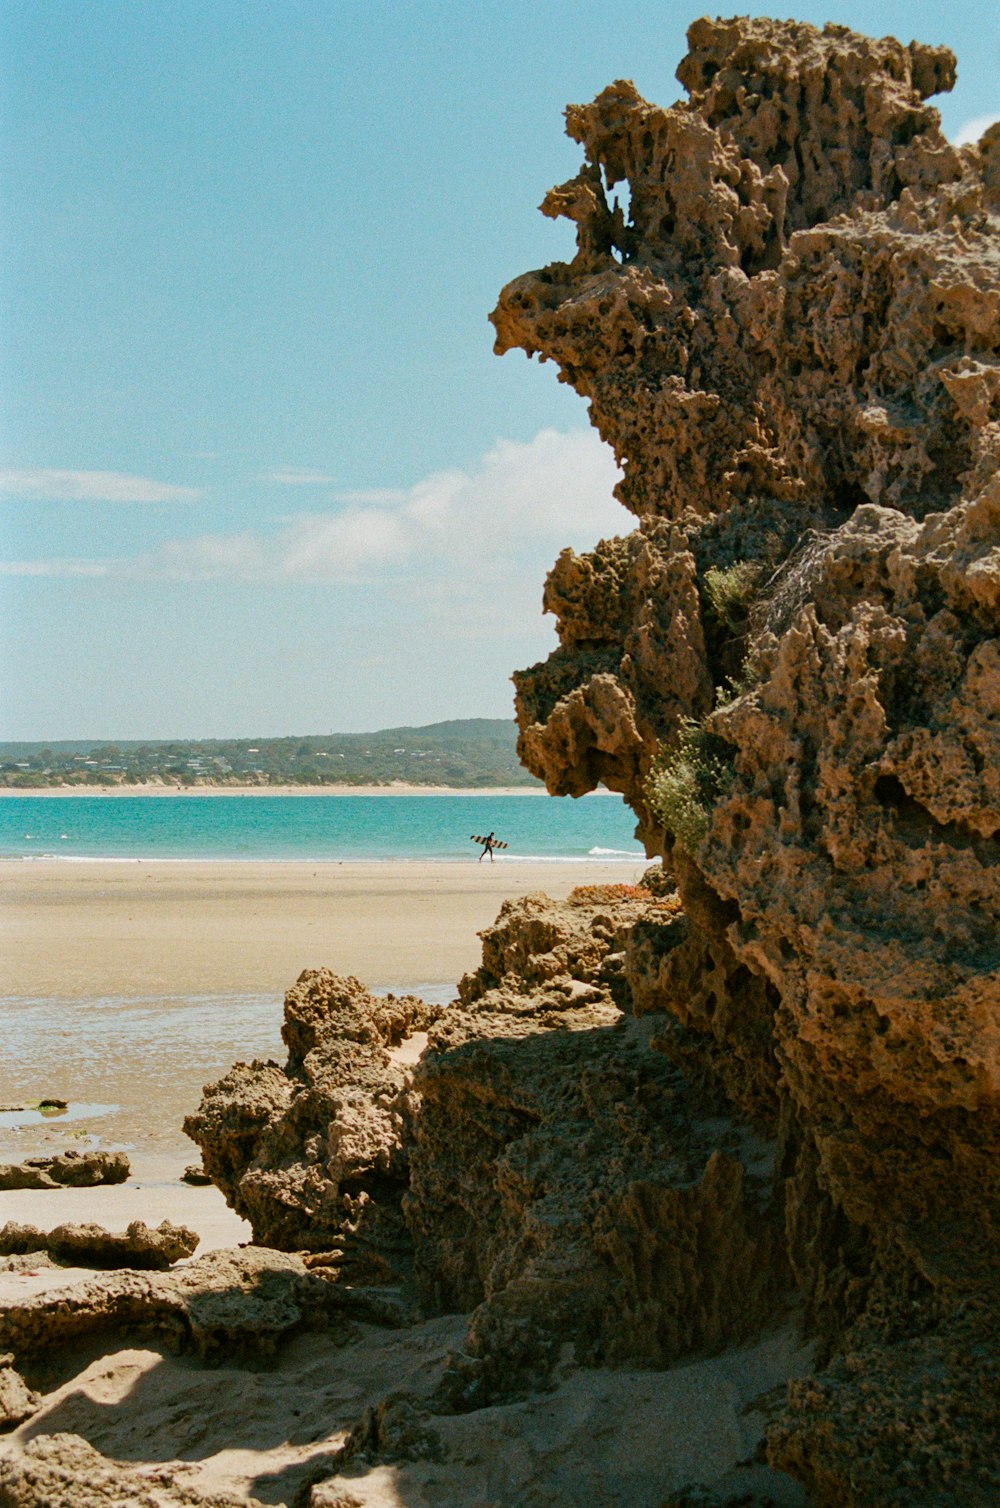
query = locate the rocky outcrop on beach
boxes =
[185,886,793,1396]
[2,14,998,1507]
[0,1246,344,1367]
[0,1219,198,1271]
[0,1151,129,1192]
[488,13,1000,1506]
[406,885,790,1394]
[183,976,444,1273]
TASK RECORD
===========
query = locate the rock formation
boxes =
[1,15,997,1507]
[489,14,1000,1505]
[0,1151,129,1191]
[184,975,444,1272]
[0,1220,198,1271]
[0,1246,346,1367]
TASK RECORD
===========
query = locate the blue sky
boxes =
[1,1,997,740]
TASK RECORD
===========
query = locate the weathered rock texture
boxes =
[0,1359,37,1429]
[184,888,792,1400]
[406,886,789,1395]
[490,14,1000,1507]
[0,1246,342,1368]
[184,974,444,1272]
[0,1220,198,1271]
[0,1434,255,1507]
[6,16,996,1507]
[0,1151,129,1192]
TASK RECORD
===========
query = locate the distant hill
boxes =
[0,719,542,789]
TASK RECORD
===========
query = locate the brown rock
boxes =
[0,1356,38,1428]
[405,889,788,1392]
[0,1151,130,1191]
[0,1433,252,1506]
[491,13,1000,1502]
[183,976,444,1263]
[0,1246,334,1366]
[0,1220,198,1270]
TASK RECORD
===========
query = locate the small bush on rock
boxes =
[646,721,734,854]
[702,560,762,633]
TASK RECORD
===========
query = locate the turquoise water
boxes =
[0,793,645,863]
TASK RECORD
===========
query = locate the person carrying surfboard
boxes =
[471,831,507,862]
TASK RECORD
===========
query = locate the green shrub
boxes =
[702,560,762,633]
[646,719,734,854]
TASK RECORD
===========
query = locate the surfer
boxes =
[471,831,507,862]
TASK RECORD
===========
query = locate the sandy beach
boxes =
[0,857,647,1198]
[0,857,645,998]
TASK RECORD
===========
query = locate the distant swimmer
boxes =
[471,831,507,862]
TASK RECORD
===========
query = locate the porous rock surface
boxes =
[490,14,1000,1507]
[184,886,791,1401]
[0,1246,337,1367]
[3,16,997,1507]
[406,886,789,1395]
[184,974,444,1270]
[0,1359,38,1429]
[0,1434,256,1508]
[0,1151,130,1192]
[0,1220,198,1271]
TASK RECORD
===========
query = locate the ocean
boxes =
[0,792,646,864]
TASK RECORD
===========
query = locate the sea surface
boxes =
[0,792,646,863]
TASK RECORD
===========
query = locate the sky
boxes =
[1,1,997,741]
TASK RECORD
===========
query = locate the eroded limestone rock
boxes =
[0,1357,38,1429]
[492,13,1000,1504]
[408,886,789,1392]
[0,1220,198,1271]
[0,1246,339,1368]
[0,1433,254,1507]
[0,1151,130,1192]
[184,974,444,1267]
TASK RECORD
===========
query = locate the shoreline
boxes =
[0,857,648,1171]
[0,782,571,798]
[0,856,649,999]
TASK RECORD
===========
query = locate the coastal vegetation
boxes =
[0,718,541,790]
[645,719,734,853]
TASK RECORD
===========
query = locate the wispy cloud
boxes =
[952,112,1000,147]
[262,467,339,486]
[333,487,408,506]
[0,468,200,503]
[0,431,626,620]
[0,557,113,577]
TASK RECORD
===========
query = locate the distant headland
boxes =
[0,718,543,792]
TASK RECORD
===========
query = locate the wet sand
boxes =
[0,858,646,1196]
[0,858,645,998]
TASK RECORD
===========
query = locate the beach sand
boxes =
[0,857,646,998]
[0,858,646,1228]
[0,858,814,1505]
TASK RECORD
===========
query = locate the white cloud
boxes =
[0,430,626,610]
[333,487,409,506]
[0,468,200,503]
[952,112,1000,147]
[263,467,339,486]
